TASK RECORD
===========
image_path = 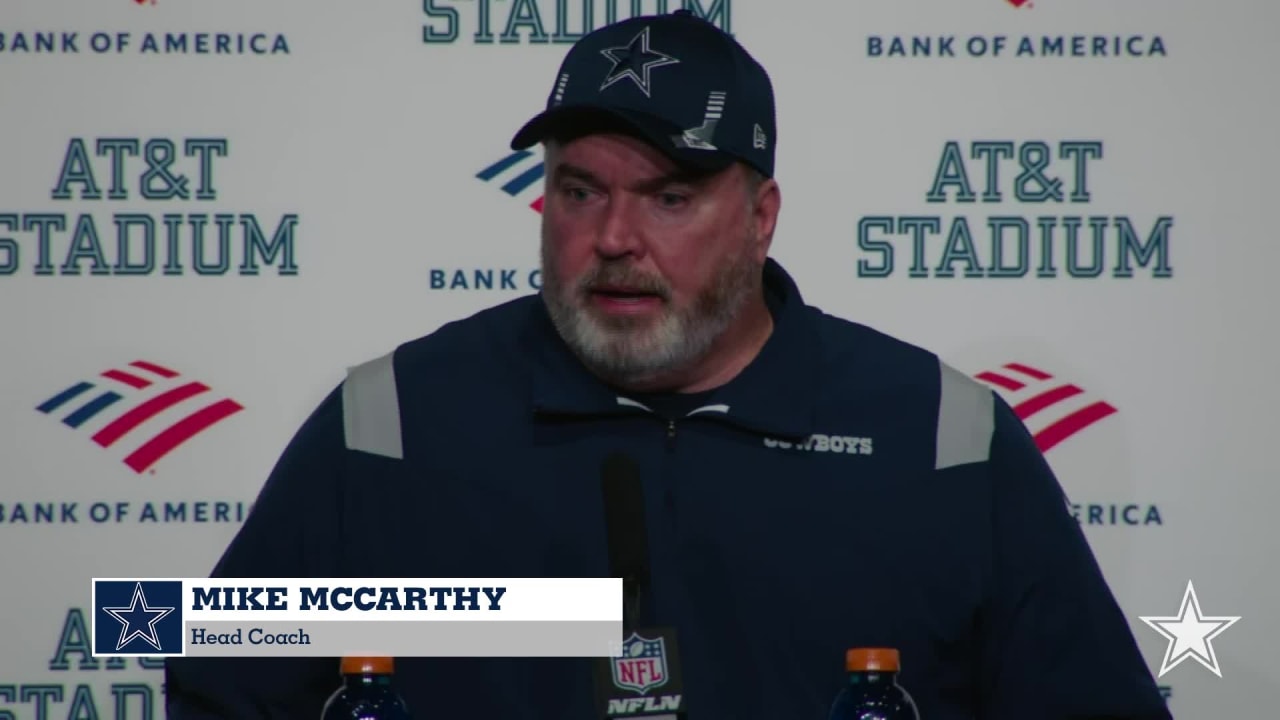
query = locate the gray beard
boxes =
[539,243,761,390]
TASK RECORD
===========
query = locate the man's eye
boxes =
[657,193,688,207]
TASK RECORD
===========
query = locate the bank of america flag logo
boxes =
[477,150,546,213]
[36,360,243,473]
[92,580,183,656]
[974,362,1116,453]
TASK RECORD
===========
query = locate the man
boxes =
[165,10,1172,720]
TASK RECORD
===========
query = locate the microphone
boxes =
[600,451,649,633]
[593,452,688,720]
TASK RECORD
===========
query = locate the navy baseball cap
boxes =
[509,10,776,178]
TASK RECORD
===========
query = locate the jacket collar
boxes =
[527,258,820,441]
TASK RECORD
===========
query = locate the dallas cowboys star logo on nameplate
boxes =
[1139,579,1241,678]
[598,26,680,98]
[102,581,176,652]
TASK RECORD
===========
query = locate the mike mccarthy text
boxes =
[192,585,508,613]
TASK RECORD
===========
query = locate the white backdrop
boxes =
[2,0,1276,716]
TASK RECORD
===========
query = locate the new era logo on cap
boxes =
[510,10,777,179]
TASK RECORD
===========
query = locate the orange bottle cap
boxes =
[341,656,395,675]
[845,647,900,672]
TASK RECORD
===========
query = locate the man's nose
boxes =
[594,198,647,260]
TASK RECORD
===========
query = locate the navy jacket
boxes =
[164,259,1171,719]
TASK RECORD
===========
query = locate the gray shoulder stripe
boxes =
[342,351,403,460]
[935,360,995,470]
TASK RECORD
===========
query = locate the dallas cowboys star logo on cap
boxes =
[598,26,680,98]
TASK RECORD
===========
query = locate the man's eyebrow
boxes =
[550,163,600,186]
[634,169,712,193]
[550,162,712,192]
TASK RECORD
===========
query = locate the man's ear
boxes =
[750,173,781,263]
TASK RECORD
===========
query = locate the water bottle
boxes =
[321,656,413,719]
[828,647,921,720]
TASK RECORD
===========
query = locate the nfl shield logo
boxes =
[611,631,669,694]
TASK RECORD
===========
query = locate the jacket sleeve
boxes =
[977,394,1172,720]
[163,385,349,718]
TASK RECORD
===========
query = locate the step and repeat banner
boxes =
[1,0,1275,717]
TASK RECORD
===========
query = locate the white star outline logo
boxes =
[1139,580,1240,678]
[598,26,680,98]
[102,581,176,652]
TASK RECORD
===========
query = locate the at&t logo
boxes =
[422,1,731,45]
[1,137,299,277]
[856,140,1173,280]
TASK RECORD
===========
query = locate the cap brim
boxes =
[509,105,736,175]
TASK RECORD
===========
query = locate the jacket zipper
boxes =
[650,416,679,629]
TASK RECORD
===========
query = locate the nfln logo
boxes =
[600,630,685,718]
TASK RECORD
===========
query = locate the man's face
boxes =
[539,131,773,388]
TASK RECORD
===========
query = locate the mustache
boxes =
[576,263,672,300]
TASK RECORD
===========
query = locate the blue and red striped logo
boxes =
[36,361,244,474]
[974,362,1117,453]
[476,150,546,213]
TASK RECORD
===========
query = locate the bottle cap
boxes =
[341,656,394,675]
[845,647,900,672]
